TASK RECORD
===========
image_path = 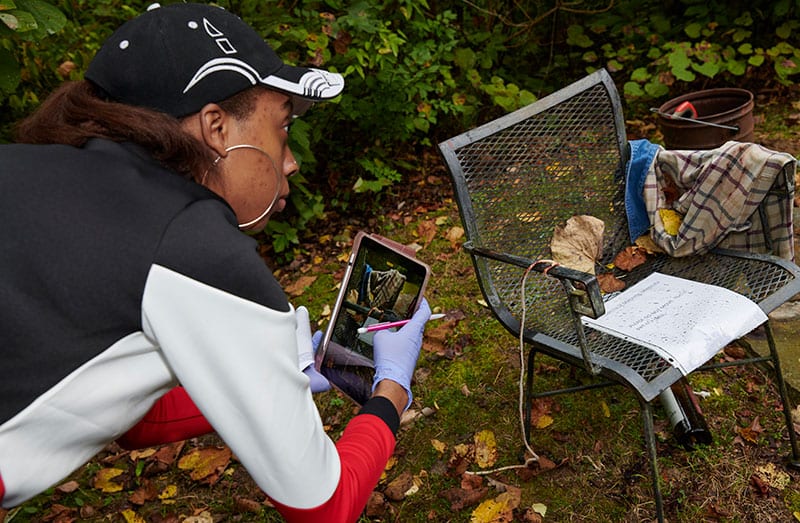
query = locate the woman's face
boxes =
[208,89,298,231]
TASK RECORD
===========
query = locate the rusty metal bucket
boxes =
[656,88,754,149]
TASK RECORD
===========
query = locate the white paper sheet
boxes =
[581,272,767,375]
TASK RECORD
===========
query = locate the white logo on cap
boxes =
[202,18,236,55]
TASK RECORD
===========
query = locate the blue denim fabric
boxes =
[625,139,661,242]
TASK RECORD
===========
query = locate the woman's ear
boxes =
[195,103,228,158]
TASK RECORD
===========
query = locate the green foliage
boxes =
[2,0,800,256]
[0,0,66,93]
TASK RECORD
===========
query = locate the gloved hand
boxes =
[295,306,331,394]
[372,298,432,411]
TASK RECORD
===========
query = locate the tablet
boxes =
[315,231,431,405]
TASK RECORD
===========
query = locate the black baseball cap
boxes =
[85,2,344,117]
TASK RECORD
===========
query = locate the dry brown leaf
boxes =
[234,496,263,513]
[284,275,317,297]
[365,491,389,517]
[384,471,414,501]
[447,443,475,476]
[55,481,80,494]
[634,233,664,254]
[737,416,764,444]
[613,246,648,271]
[550,215,605,275]
[597,273,626,293]
[445,226,465,248]
[128,480,157,505]
[177,446,232,484]
[440,485,489,511]
[417,220,437,245]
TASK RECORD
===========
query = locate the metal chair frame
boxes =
[438,68,800,522]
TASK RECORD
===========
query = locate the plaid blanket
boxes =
[641,141,796,261]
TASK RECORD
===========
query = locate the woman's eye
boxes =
[283,122,292,133]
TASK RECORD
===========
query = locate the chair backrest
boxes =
[439,69,630,343]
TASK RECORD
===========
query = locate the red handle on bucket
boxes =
[673,101,698,119]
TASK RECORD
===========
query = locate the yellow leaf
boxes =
[431,439,448,454]
[601,400,611,418]
[535,414,554,429]
[159,484,178,500]
[177,446,232,483]
[470,496,513,523]
[474,430,498,469]
[435,216,449,225]
[93,468,125,493]
[129,448,156,460]
[793,511,800,521]
[755,463,791,490]
[121,509,147,523]
[532,503,547,517]
[658,208,683,236]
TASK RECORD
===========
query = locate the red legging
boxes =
[116,387,212,450]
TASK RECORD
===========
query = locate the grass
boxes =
[5,98,800,523]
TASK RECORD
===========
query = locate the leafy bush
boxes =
[2,0,799,260]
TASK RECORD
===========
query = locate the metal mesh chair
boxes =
[438,69,800,522]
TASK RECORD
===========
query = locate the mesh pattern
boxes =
[445,78,798,387]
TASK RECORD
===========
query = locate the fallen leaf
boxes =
[597,272,626,293]
[474,430,498,469]
[634,234,664,254]
[446,226,465,248]
[531,503,547,517]
[534,414,553,429]
[55,480,79,494]
[234,496,262,513]
[178,446,232,485]
[159,484,178,500]
[658,208,683,236]
[121,509,147,523]
[550,215,605,275]
[431,439,447,454]
[447,443,475,476]
[613,246,648,271]
[183,511,214,523]
[129,448,156,461]
[440,485,488,511]
[284,275,317,297]
[417,220,437,246]
[737,416,764,444]
[470,493,515,522]
[128,480,157,505]
[93,468,125,493]
[365,491,389,517]
[754,462,791,490]
[384,471,414,501]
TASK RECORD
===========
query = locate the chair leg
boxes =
[763,321,800,468]
[524,347,538,445]
[639,398,665,523]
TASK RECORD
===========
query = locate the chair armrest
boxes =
[463,241,606,319]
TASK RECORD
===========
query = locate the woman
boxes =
[0,3,431,521]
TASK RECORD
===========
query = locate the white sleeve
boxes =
[141,264,340,509]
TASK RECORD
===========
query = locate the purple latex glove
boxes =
[371,298,432,410]
[295,306,331,394]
